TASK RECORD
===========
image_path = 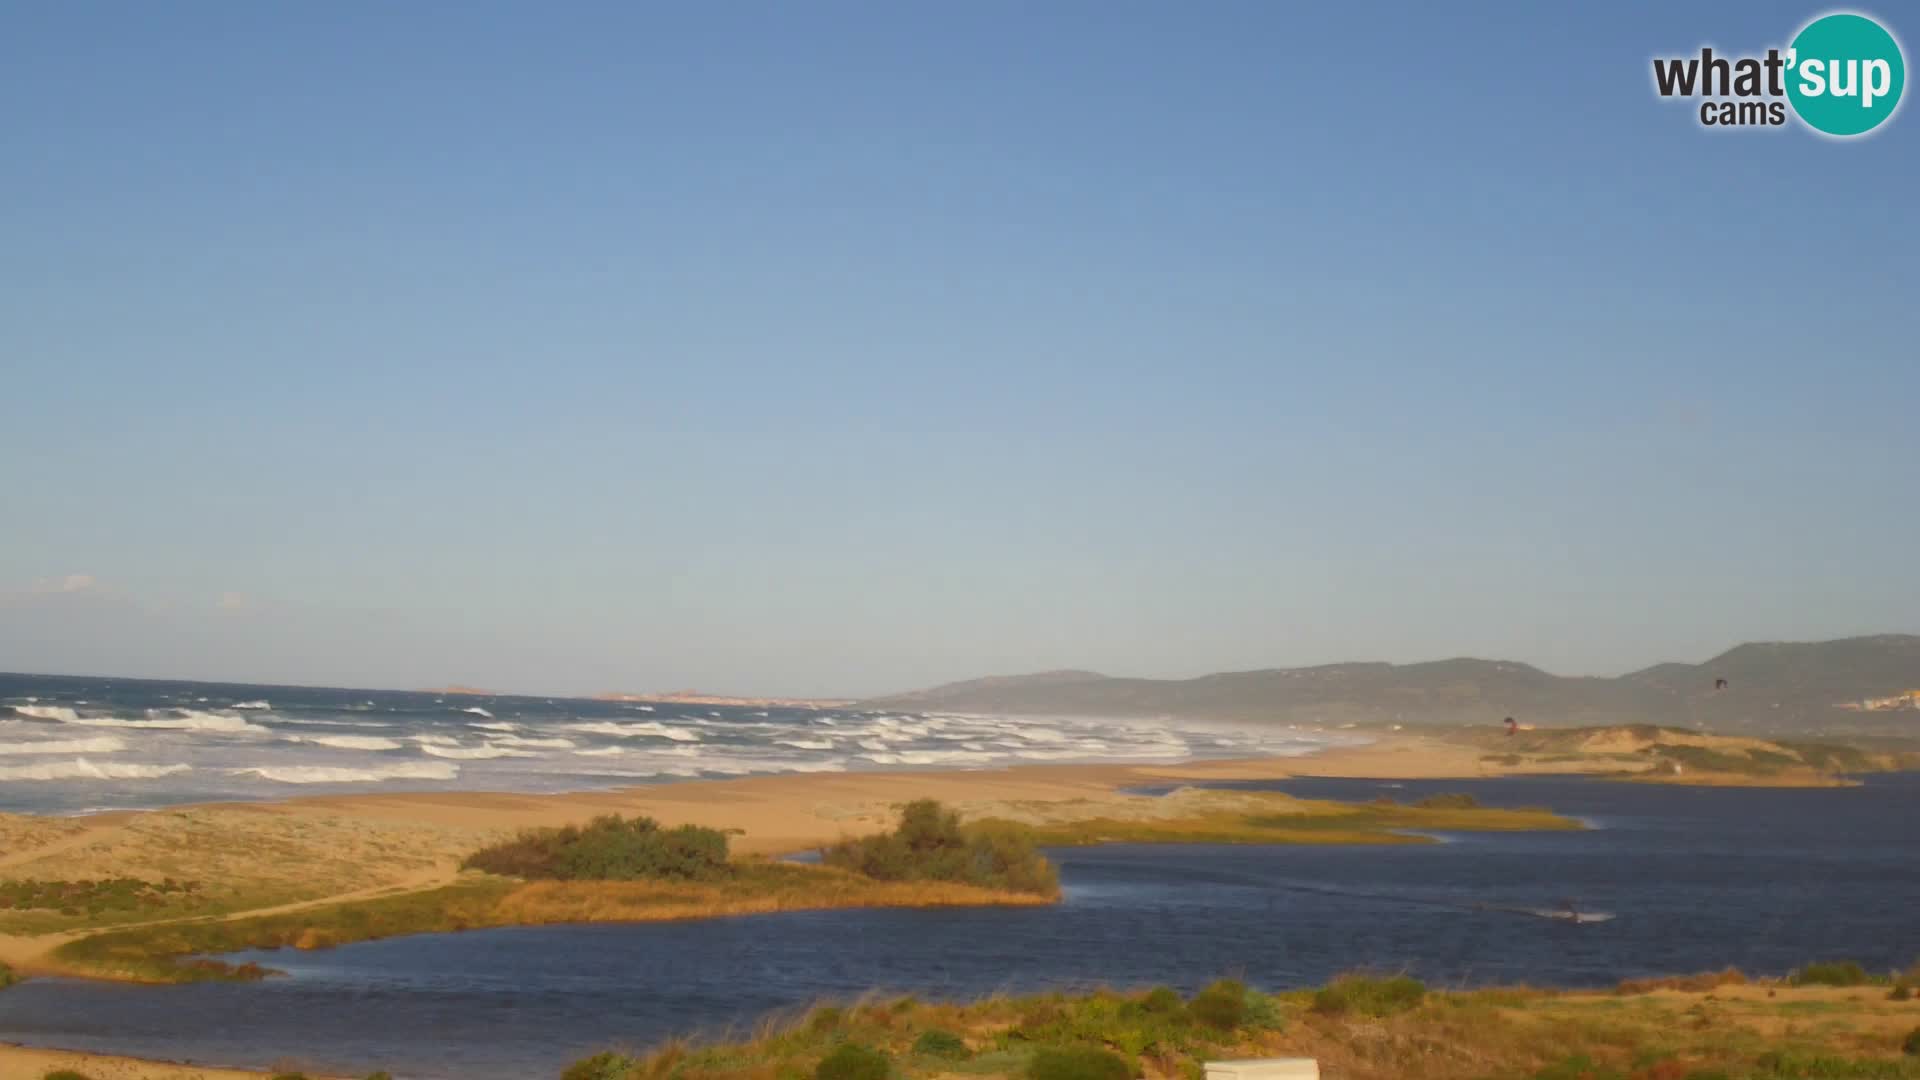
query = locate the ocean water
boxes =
[0,672,1338,813]
[2,774,1915,1080]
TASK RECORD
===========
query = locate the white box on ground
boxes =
[1204,1058,1320,1080]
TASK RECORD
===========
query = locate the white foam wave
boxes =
[459,706,494,718]
[66,709,264,733]
[775,738,834,750]
[571,746,627,757]
[409,734,461,746]
[285,734,405,751]
[490,735,575,749]
[419,743,531,760]
[11,705,81,723]
[235,762,460,784]
[0,758,191,781]
[564,721,702,742]
[0,735,129,756]
[230,700,271,711]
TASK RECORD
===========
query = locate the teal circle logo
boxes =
[1786,12,1905,136]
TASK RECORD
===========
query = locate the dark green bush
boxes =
[1188,979,1249,1030]
[562,1052,638,1080]
[815,1042,890,1080]
[463,815,731,881]
[822,800,1058,895]
[1312,974,1427,1017]
[364,1073,394,1080]
[912,1029,970,1059]
[1791,961,1869,987]
[1905,1026,1920,1056]
[43,1071,93,1080]
[1027,1046,1134,1080]
[0,961,19,989]
[1891,985,1913,1002]
[1413,792,1481,810]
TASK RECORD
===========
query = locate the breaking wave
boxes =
[0,735,130,756]
[234,762,461,784]
[0,758,192,781]
[10,705,81,723]
[564,721,702,742]
[230,700,271,711]
[285,734,406,751]
[67,709,265,734]
[419,743,531,760]
[459,707,494,719]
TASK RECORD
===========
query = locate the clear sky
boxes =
[3,2,1915,696]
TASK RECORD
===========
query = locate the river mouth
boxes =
[3,774,1916,1080]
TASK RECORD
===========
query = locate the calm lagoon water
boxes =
[2,774,1916,1080]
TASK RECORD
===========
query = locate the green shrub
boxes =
[1312,974,1427,1017]
[270,1074,311,1080]
[463,815,731,881]
[1189,978,1249,1030]
[821,800,1058,896]
[1906,1027,1920,1056]
[562,1052,638,1080]
[1140,986,1184,1015]
[806,1005,845,1033]
[912,1029,969,1060]
[1242,989,1284,1031]
[1792,961,1870,987]
[43,1071,94,1080]
[1413,792,1481,810]
[815,1042,891,1080]
[1891,985,1913,1002]
[0,961,18,990]
[364,1073,394,1080]
[1027,1046,1134,1080]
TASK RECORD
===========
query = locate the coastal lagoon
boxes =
[3,774,1915,1079]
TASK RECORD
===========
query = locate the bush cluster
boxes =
[911,1029,969,1059]
[462,815,731,881]
[1791,961,1870,988]
[822,800,1059,896]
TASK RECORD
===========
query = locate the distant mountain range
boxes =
[860,635,1920,738]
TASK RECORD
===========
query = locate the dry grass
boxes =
[567,978,1920,1080]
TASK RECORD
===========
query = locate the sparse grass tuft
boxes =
[1312,973,1427,1017]
[911,1029,969,1060]
[1028,1046,1134,1080]
[815,1042,891,1080]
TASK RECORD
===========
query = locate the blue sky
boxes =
[2,2,1915,695]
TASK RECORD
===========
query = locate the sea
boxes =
[0,672,1338,814]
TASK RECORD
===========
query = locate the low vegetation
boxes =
[989,792,1578,848]
[558,972,1920,1080]
[463,815,733,881]
[0,960,18,990]
[823,799,1060,896]
[0,877,199,916]
[54,801,1060,982]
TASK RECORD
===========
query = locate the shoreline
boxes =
[0,735,1899,1080]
